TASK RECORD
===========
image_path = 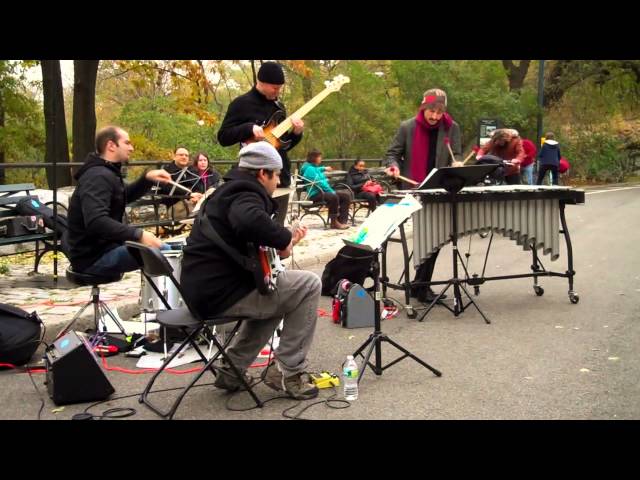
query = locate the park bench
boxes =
[0,183,66,275]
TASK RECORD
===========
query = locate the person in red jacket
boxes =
[520,138,537,185]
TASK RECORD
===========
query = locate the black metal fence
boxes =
[0,157,386,185]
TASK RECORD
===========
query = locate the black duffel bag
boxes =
[321,246,375,296]
[0,303,43,368]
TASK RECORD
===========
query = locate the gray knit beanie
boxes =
[238,142,282,170]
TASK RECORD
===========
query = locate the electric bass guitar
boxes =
[251,75,350,150]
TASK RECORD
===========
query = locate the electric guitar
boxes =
[251,75,350,150]
[251,220,301,295]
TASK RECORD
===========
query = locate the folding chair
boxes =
[125,241,263,420]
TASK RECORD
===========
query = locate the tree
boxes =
[41,60,71,187]
[501,60,531,91]
[72,60,99,177]
[0,60,45,186]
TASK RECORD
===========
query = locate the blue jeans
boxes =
[521,164,534,185]
[83,243,170,277]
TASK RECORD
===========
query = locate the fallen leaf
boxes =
[618,293,625,296]
[603,325,609,328]
[524,376,533,380]
[348,335,355,340]
[573,327,580,330]
[555,325,564,329]
[51,407,65,414]
[608,357,620,361]
[580,368,590,373]
[592,348,600,351]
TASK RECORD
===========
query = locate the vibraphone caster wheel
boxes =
[534,285,544,296]
[406,307,417,319]
[569,292,579,304]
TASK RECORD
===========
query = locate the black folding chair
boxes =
[125,241,263,419]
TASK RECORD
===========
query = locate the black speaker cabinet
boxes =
[45,331,115,405]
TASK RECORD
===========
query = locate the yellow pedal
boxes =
[310,371,340,389]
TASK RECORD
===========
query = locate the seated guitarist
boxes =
[181,142,321,400]
[217,61,303,225]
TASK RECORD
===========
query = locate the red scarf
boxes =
[410,112,453,182]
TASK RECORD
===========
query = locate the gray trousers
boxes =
[220,270,321,377]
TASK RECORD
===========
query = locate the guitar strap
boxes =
[195,200,259,274]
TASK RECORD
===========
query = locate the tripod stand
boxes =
[415,166,499,324]
[352,246,442,382]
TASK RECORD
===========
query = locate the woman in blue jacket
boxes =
[300,150,351,229]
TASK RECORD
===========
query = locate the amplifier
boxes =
[343,284,375,329]
[45,331,115,406]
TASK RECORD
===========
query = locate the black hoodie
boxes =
[180,168,292,317]
[217,86,302,188]
[65,153,153,272]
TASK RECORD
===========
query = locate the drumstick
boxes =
[167,180,192,194]
[397,175,419,186]
[444,137,457,165]
[462,150,476,165]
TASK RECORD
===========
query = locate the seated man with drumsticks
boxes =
[65,126,172,277]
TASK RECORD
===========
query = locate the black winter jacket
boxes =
[180,168,292,317]
[346,166,372,194]
[217,87,302,188]
[65,153,152,272]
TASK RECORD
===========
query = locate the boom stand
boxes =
[352,246,442,382]
[416,165,498,324]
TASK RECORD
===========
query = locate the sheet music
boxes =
[343,194,422,251]
[416,167,439,190]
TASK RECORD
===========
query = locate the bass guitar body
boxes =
[261,110,290,151]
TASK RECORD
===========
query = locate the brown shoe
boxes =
[330,219,349,230]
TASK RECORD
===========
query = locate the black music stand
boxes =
[348,246,442,383]
[416,165,499,324]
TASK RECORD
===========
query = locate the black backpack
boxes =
[321,246,375,296]
[0,303,43,368]
[15,197,69,253]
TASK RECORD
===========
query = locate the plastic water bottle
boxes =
[343,355,359,400]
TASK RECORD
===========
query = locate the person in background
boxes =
[537,132,562,185]
[157,147,203,211]
[346,159,383,212]
[300,149,351,230]
[520,138,537,185]
[476,128,525,185]
[192,151,221,193]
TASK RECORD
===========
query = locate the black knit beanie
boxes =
[257,61,285,85]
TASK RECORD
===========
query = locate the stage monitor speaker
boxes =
[343,284,375,329]
[45,331,115,405]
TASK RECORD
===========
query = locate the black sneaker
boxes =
[213,365,254,392]
[418,288,447,303]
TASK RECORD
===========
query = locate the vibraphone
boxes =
[381,185,585,318]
